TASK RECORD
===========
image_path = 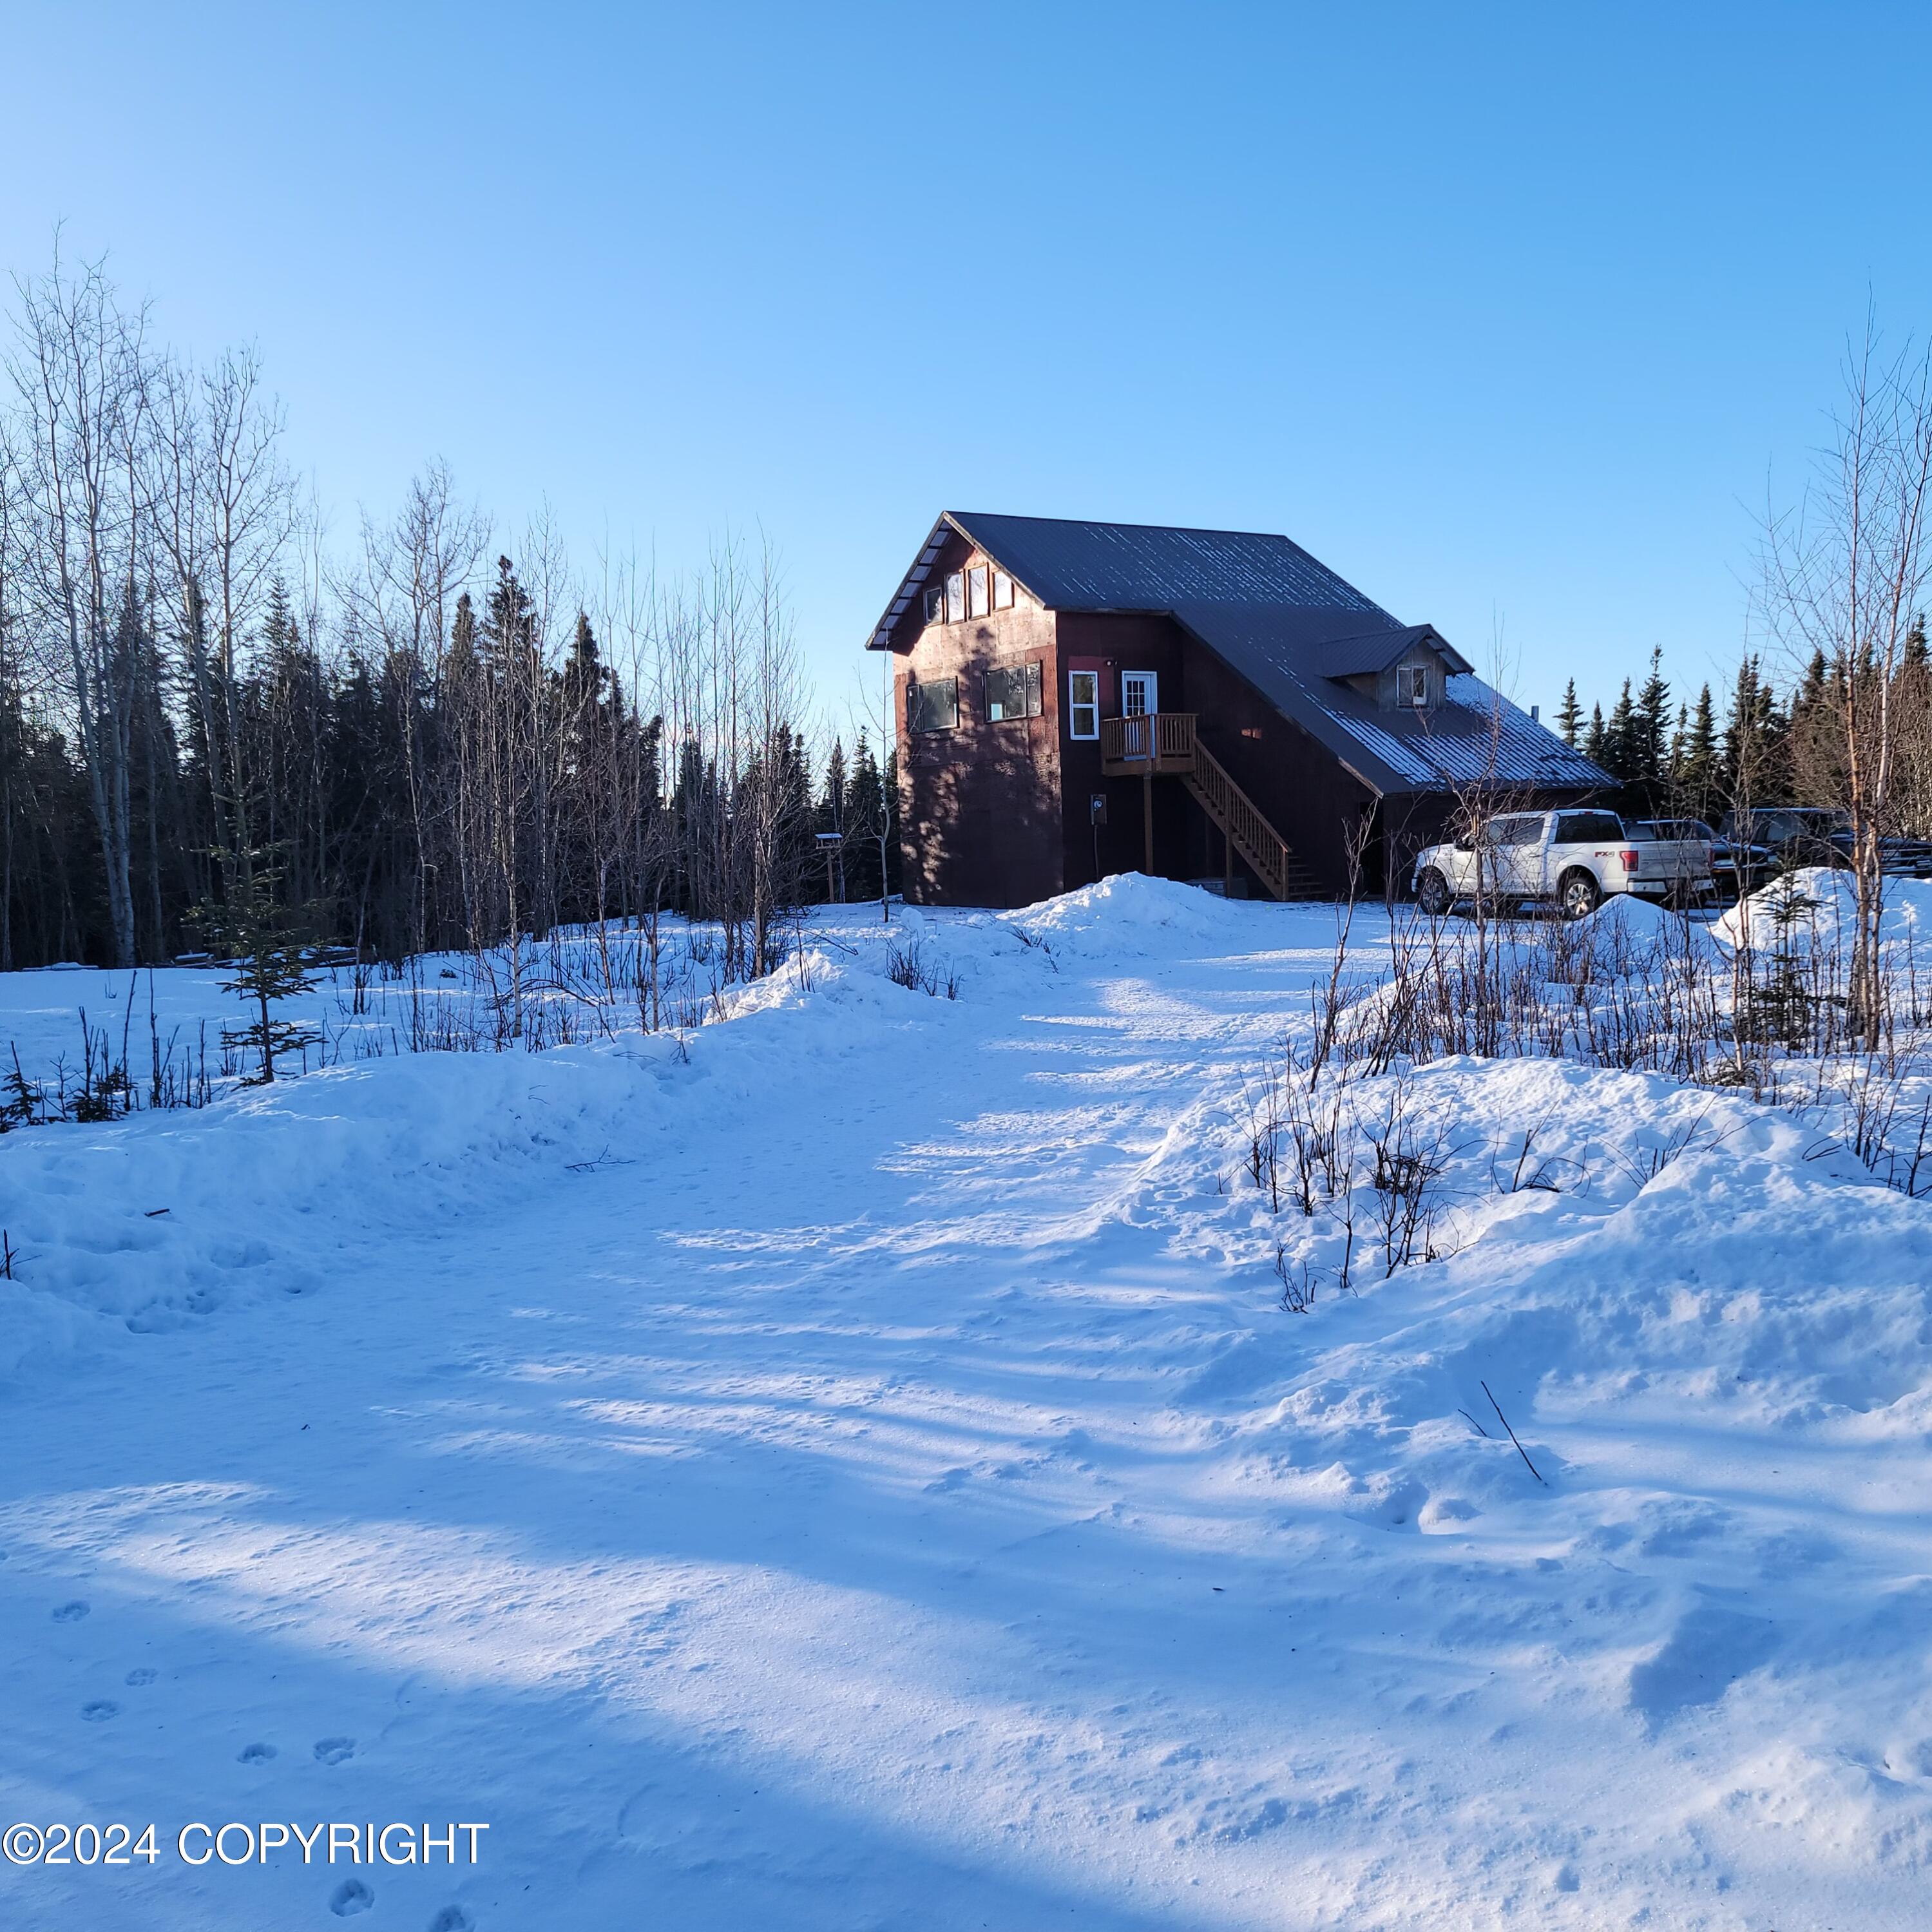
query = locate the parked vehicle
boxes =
[1412,808,1714,920]
[1716,807,1932,881]
[1625,818,1768,901]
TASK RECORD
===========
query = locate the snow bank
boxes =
[1714,866,1932,954]
[0,941,950,1382]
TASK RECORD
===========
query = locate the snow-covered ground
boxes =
[1,878,1928,1928]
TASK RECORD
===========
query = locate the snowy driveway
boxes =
[1,885,1928,1929]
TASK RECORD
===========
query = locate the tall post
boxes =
[1142,772,1154,876]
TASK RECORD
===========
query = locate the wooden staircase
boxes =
[1099,713,1325,902]
[1183,743,1326,901]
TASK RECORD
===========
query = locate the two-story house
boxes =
[866,512,1609,905]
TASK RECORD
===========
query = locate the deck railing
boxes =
[1100,711,1197,768]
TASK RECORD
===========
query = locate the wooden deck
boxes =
[1100,711,1201,776]
[1098,712,1324,901]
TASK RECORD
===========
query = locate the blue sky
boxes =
[5,1,1929,729]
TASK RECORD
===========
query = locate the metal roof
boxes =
[865,512,1611,798]
[1170,603,1607,796]
[863,511,1389,653]
[1312,624,1474,680]
[945,512,1390,614]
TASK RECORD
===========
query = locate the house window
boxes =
[993,569,1015,609]
[986,662,1043,722]
[1068,670,1100,740]
[968,564,990,619]
[1121,670,1157,717]
[1399,664,1429,708]
[907,676,959,733]
[924,586,944,624]
[944,572,966,624]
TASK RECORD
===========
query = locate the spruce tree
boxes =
[194,846,320,1084]
[1555,679,1583,747]
[481,557,534,678]
[844,733,885,903]
[1634,646,1671,786]
[1584,702,1607,767]
[1605,680,1638,782]
[1680,684,1719,816]
[445,592,479,685]
[1723,655,1788,808]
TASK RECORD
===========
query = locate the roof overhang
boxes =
[865,511,1067,651]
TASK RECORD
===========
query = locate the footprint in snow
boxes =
[329,1878,374,1916]
[80,1701,119,1723]
[238,1742,278,1765]
[124,1667,157,1687]
[51,1600,90,1623]
[314,1737,356,1766]
[427,1911,473,1931]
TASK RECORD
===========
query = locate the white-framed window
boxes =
[1068,670,1100,740]
[1400,664,1429,708]
[993,569,1015,609]
[1121,670,1157,718]
[944,571,966,624]
[967,564,990,619]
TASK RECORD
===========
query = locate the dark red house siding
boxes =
[896,533,1063,908]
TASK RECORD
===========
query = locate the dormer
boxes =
[1314,624,1471,713]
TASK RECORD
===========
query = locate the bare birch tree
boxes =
[3,251,151,965]
[1760,324,1932,1049]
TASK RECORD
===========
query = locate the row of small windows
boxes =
[924,563,1017,626]
[907,661,1044,733]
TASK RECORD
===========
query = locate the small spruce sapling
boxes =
[193,850,322,1084]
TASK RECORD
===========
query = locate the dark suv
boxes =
[1717,807,1932,879]
[1626,818,1765,899]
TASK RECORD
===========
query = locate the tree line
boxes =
[0,252,895,975]
[1551,625,1932,830]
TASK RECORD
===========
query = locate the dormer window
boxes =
[1400,664,1429,709]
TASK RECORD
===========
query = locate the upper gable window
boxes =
[1399,664,1430,708]
[924,560,1015,627]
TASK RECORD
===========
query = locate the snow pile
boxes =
[1713,866,1932,955]
[1007,869,1259,955]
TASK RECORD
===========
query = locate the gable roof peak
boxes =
[866,509,1391,653]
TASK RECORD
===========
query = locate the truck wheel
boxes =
[1558,870,1601,921]
[1415,868,1451,917]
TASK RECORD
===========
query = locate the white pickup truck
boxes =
[1411,808,1714,919]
